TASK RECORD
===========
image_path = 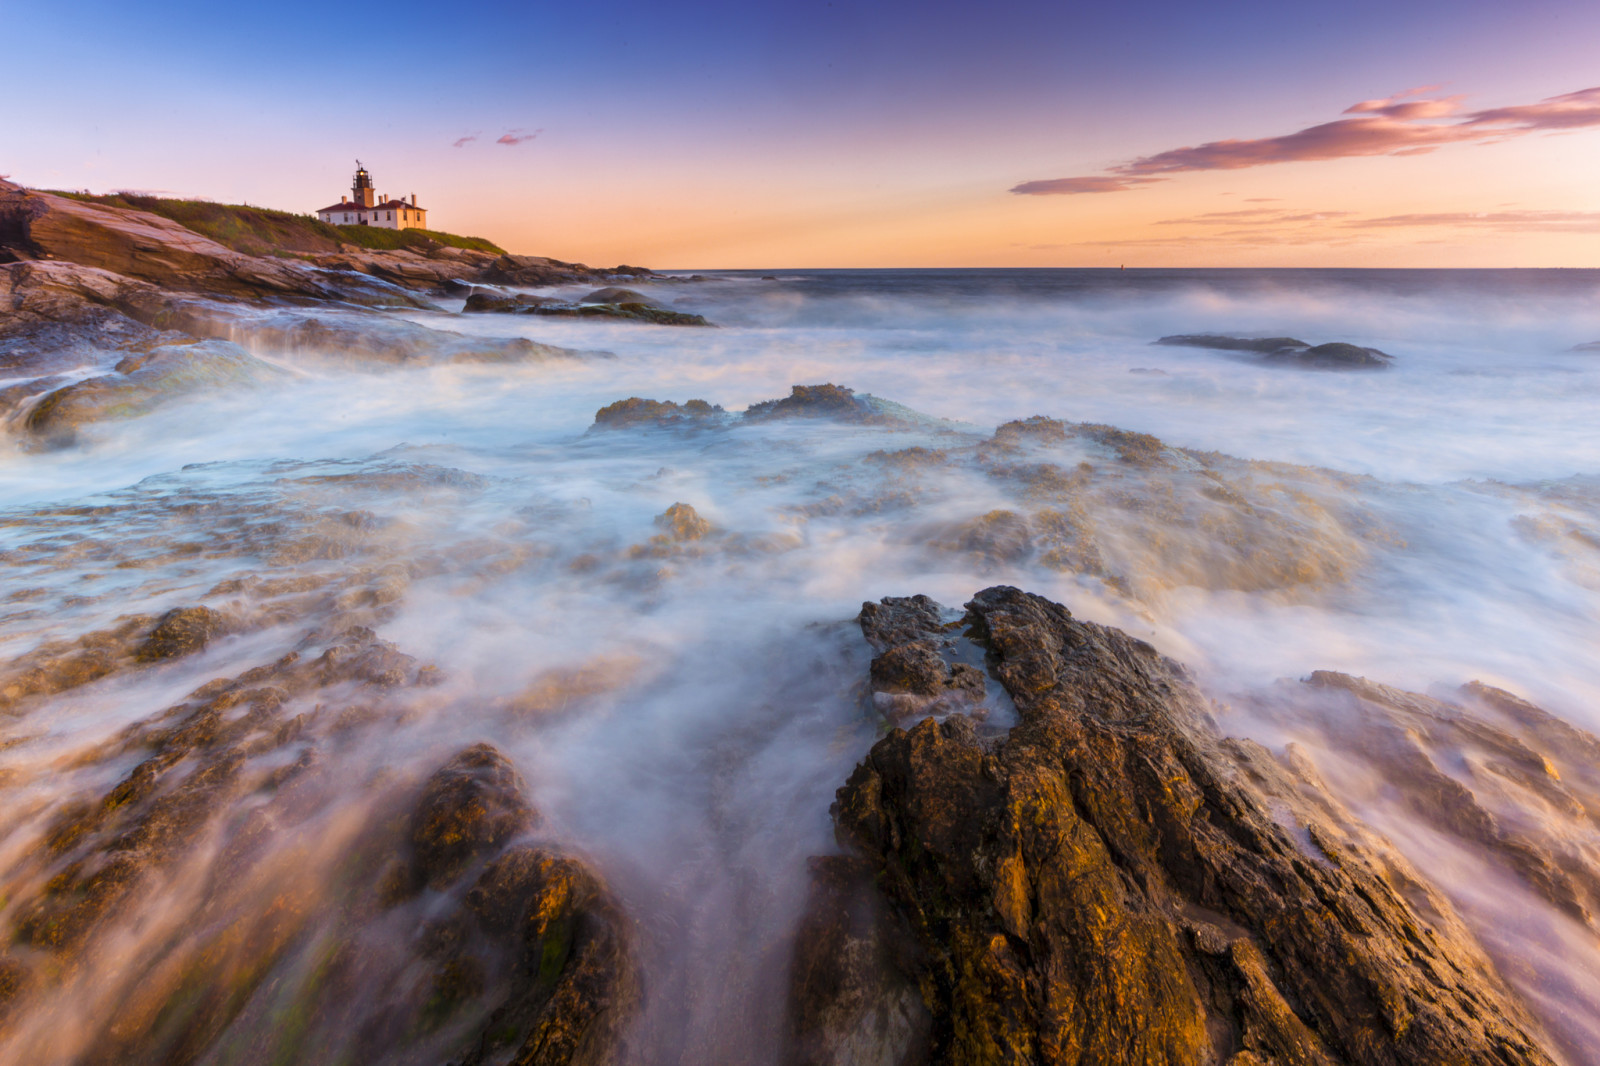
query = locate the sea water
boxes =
[2,268,1600,1061]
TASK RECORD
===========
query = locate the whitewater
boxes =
[3,267,1600,1063]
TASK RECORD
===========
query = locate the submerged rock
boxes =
[1157,333,1393,370]
[22,338,283,446]
[790,586,1560,1066]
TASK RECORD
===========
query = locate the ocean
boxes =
[3,267,1600,1061]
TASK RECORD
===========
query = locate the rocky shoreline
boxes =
[0,180,712,446]
[0,579,1589,1064]
[2,179,1596,1064]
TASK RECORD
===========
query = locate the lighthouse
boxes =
[314,161,428,230]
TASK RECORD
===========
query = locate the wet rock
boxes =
[591,396,726,430]
[163,305,585,366]
[482,254,659,288]
[410,743,537,890]
[747,383,866,420]
[786,854,931,1066]
[23,339,283,446]
[463,291,561,314]
[1157,333,1310,355]
[794,586,1559,1066]
[743,383,922,424]
[655,502,712,542]
[1276,341,1393,369]
[935,509,1034,567]
[531,301,712,327]
[1286,672,1600,935]
[580,286,655,305]
[1156,333,1393,370]
[456,845,639,1066]
[134,605,225,662]
[859,595,986,725]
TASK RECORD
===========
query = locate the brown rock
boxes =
[410,743,537,890]
[793,586,1560,1066]
[134,606,225,662]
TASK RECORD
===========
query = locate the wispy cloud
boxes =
[1012,85,1600,195]
[1009,175,1160,195]
[1346,210,1600,233]
[496,128,541,146]
[452,133,481,148]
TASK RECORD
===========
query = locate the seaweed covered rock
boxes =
[791,586,1559,1066]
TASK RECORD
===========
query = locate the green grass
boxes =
[51,191,506,257]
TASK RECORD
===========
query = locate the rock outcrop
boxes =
[1157,334,1393,369]
[0,181,409,305]
[591,396,727,429]
[460,284,710,326]
[790,586,1561,1066]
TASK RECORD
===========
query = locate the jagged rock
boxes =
[791,586,1559,1066]
[409,743,537,890]
[591,396,726,429]
[1155,334,1392,370]
[746,384,870,421]
[859,596,986,725]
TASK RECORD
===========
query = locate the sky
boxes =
[3,0,1599,267]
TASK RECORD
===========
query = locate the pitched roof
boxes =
[314,200,424,215]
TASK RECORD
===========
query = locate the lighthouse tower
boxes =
[351,161,376,208]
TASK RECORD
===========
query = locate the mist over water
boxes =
[4,268,1600,1062]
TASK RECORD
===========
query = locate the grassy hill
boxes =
[52,191,506,258]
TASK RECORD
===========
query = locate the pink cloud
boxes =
[1345,210,1600,232]
[1007,175,1160,195]
[1012,85,1600,195]
[452,133,480,148]
[496,128,541,146]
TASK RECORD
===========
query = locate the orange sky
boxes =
[7,1,1600,268]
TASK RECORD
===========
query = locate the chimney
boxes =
[341,195,347,203]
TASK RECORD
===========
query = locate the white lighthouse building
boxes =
[315,162,427,230]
